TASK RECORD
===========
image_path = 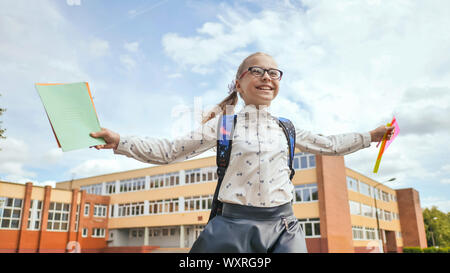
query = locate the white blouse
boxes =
[114,104,372,207]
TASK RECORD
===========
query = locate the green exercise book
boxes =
[35,82,106,152]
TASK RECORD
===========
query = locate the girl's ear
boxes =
[235,80,242,93]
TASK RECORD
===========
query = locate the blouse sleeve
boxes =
[295,127,372,156]
[113,115,219,164]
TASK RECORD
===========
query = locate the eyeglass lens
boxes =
[250,67,281,79]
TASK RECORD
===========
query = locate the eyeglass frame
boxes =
[238,66,283,81]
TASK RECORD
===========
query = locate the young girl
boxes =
[90,52,395,253]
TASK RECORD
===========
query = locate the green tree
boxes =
[423,206,450,247]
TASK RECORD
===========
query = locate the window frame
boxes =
[0,197,23,230]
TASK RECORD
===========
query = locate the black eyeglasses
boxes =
[239,66,283,80]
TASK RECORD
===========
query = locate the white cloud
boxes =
[66,0,82,6]
[68,159,122,178]
[43,148,64,164]
[1,164,36,181]
[167,73,182,79]
[124,41,139,53]
[422,196,450,213]
[89,38,110,57]
[0,137,35,179]
[119,54,137,71]
[197,22,224,37]
[68,157,150,179]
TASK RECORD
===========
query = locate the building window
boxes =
[184,195,213,212]
[349,200,361,215]
[75,205,80,232]
[47,202,70,231]
[93,204,107,218]
[361,204,373,218]
[346,177,359,192]
[184,168,217,185]
[149,172,180,189]
[119,177,145,193]
[365,227,377,240]
[148,227,179,238]
[359,182,371,196]
[376,208,384,221]
[82,228,88,237]
[84,203,90,216]
[376,189,382,200]
[129,228,144,238]
[382,191,390,202]
[92,228,105,238]
[27,200,42,230]
[185,169,202,184]
[353,226,378,240]
[0,197,22,229]
[170,228,176,236]
[384,210,392,221]
[105,182,116,194]
[364,227,377,240]
[149,198,179,214]
[394,213,400,220]
[293,153,316,170]
[150,175,163,189]
[110,205,115,218]
[201,167,217,183]
[298,218,320,237]
[162,228,169,236]
[81,183,102,195]
[294,184,318,203]
[118,202,145,217]
[352,226,364,240]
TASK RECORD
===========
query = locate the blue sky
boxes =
[0,0,449,212]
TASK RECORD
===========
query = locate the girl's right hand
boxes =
[90,127,120,150]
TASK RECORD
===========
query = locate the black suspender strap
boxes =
[208,114,237,223]
[278,117,296,180]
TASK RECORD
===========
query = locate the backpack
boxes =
[208,114,296,222]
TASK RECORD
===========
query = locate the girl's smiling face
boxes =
[235,55,280,108]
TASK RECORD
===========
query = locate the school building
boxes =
[0,150,427,253]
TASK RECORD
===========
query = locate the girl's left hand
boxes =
[370,125,395,143]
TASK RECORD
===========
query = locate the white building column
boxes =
[179,225,185,248]
[144,227,149,246]
[144,200,149,215]
[101,182,106,195]
[178,197,185,213]
[115,180,120,194]
[145,175,150,190]
[114,204,119,218]
[179,170,185,185]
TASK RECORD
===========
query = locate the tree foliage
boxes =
[423,206,450,247]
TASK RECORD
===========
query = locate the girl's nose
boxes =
[261,71,271,81]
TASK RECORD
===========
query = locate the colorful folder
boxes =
[373,116,400,173]
[35,82,105,152]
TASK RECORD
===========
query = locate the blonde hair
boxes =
[201,52,274,124]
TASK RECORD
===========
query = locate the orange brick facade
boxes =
[396,188,428,249]
[316,155,354,253]
[0,182,109,253]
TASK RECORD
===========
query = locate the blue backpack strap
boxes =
[278,117,296,180]
[208,114,237,222]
